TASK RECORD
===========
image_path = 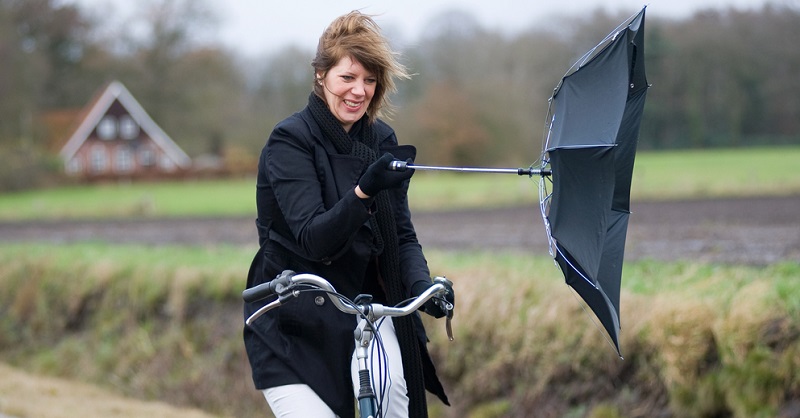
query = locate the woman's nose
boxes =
[350,81,365,95]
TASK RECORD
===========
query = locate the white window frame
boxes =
[119,115,139,140]
[90,145,108,173]
[138,145,156,167]
[115,146,134,173]
[97,115,118,140]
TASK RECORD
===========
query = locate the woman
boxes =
[243,11,452,418]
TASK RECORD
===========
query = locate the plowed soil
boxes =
[1,196,798,265]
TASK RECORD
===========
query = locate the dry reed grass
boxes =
[1,244,798,417]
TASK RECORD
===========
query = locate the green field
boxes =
[1,146,798,220]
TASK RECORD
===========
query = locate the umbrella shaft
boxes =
[390,161,551,177]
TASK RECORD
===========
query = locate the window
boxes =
[139,146,156,167]
[90,146,108,172]
[97,115,117,140]
[115,147,134,172]
[159,155,176,171]
[119,115,139,140]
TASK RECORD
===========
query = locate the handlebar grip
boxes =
[242,281,279,303]
[242,270,295,303]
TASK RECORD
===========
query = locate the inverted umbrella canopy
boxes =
[388,6,648,357]
[542,7,648,357]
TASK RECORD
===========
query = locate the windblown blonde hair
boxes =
[312,11,410,123]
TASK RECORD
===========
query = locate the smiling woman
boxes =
[317,56,376,132]
[243,11,452,418]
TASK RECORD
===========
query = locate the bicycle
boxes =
[243,270,454,418]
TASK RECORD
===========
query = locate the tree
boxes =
[252,46,314,139]
[0,0,103,190]
[99,0,248,157]
[0,0,95,144]
[402,82,491,166]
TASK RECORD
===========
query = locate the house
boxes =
[59,80,191,179]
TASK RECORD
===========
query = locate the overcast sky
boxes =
[69,0,777,58]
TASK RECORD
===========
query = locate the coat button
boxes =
[322,259,332,265]
[314,296,325,306]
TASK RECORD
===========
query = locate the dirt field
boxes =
[0,363,215,418]
[1,195,798,265]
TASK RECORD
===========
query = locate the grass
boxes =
[0,242,798,417]
[0,242,256,417]
[0,179,256,221]
[631,146,800,200]
[0,146,798,220]
[421,251,800,417]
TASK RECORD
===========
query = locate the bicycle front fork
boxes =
[355,319,378,417]
[357,368,378,417]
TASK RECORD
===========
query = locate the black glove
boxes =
[358,153,414,197]
[412,280,455,319]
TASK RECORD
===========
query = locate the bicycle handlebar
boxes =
[244,271,453,327]
[242,270,294,303]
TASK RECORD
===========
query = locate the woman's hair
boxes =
[312,11,410,123]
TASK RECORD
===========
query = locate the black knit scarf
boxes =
[308,93,428,417]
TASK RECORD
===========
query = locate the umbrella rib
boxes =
[545,144,617,152]
[552,240,597,290]
[566,284,624,360]
[552,237,624,358]
[564,7,648,77]
[538,176,555,258]
[546,222,624,357]
[550,6,647,98]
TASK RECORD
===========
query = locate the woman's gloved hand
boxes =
[357,153,414,197]
[412,280,455,319]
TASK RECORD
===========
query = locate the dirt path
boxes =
[1,196,798,265]
[0,363,216,418]
[410,195,800,265]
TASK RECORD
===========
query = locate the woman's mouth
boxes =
[343,99,361,109]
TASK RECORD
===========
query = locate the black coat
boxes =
[243,105,447,417]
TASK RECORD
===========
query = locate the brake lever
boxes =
[433,276,454,341]
[432,298,454,341]
[445,309,454,341]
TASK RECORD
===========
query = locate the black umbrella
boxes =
[541,7,648,357]
[391,7,648,357]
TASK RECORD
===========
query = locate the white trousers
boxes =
[262,317,409,418]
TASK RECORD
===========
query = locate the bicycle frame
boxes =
[244,271,453,418]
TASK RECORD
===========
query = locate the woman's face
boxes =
[319,56,376,132]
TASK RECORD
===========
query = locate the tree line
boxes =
[1,0,798,189]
